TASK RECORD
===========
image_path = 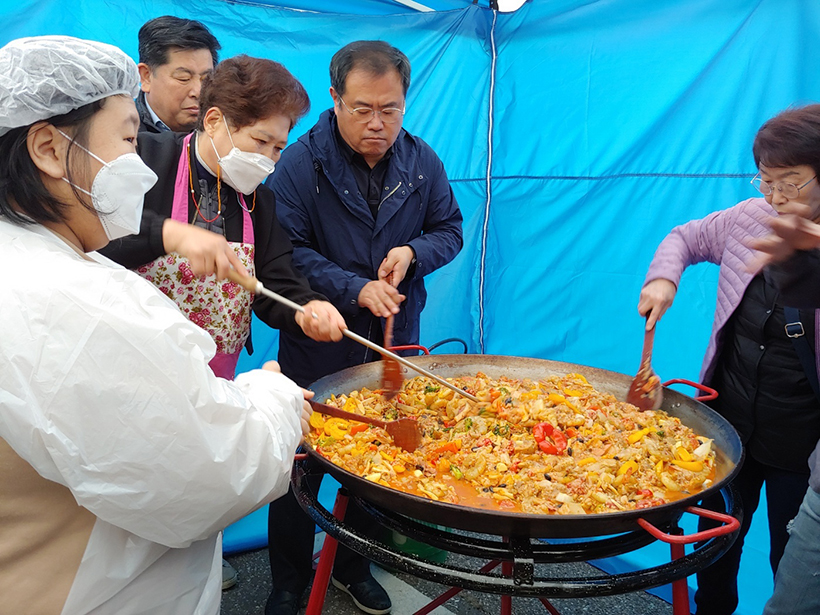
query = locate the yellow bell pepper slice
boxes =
[343,397,358,412]
[577,456,597,466]
[655,460,664,473]
[675,446,693,461]
[309,412,326,430]
[548,393,566,404]
[563,389,584,397]
[617,460,639,476]
[628,427,653,444]
[671,459,703,472]
[324,417,350,439]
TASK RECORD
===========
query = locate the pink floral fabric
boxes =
[137,243,256,355]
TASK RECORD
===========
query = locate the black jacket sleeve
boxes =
[250,189,326,337]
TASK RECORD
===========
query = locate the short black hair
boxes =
[329,41,411,97]
[754,104,820,180]
[138,15,220,69]
[0,101,103,225]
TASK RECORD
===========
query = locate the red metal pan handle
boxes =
[637,506,740,544]
[388,344,431,355]
[294,453,309,461]
[662,378,718,402]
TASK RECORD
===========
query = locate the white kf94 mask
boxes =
[210,117,276,194]
[59,130,158,241]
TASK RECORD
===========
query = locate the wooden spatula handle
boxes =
[227,268,260,294]
[308,400,387,428]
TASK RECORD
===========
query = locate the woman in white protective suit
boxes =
[0,36,311,615]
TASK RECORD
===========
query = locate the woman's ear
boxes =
[202,107,223,138]
[27,123,68,180]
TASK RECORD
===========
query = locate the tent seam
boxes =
[478,8,497,354]
[450,172,755,183]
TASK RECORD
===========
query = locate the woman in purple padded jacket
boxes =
[638,104,820,615]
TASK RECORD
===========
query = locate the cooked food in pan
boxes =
[307,372,716,514]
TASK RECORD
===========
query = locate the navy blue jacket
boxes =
[270,109,463,387]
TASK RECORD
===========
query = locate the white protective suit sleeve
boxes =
[0,222,303,548]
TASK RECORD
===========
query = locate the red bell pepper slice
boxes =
[533,422,568,455]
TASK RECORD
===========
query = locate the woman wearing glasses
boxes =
[638,104,820,615]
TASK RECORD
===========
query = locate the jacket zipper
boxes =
[379,182,402,210]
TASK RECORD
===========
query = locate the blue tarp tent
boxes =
[5,1,819,612]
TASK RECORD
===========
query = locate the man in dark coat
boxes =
[266,41,463,615]
[135,16,220,133]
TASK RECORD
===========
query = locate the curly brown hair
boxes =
[196,55,309,131]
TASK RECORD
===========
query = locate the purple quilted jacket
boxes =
[644,197,820,385]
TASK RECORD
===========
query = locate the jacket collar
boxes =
[135,91,163,134]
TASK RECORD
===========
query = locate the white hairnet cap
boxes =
[0,35,139,137]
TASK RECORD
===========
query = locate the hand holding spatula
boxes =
[227,268,478,402]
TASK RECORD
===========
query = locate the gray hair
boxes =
[329,41,411,97]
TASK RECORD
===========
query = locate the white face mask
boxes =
[58,130,158,241]
[209,117,276,194]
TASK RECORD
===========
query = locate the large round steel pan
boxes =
[304,354,742,538]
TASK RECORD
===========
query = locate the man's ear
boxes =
[201,107,223,138]
[329,87,340,107]
[138,63,152,93]
[27,123,68,180]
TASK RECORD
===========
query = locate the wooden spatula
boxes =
[226,268,479,403]
[626,320,664,411]
[381,272,403,400]
[308,400,422,452]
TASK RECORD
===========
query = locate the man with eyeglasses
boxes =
[264,41,463,615]
[638,104,820,615]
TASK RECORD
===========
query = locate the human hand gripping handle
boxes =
[226,269,345,342]
[378,245,415,287]
[354,246,413,319]
[162,219,248,279]
[228,268,479,402]
[637,279,677,330]
[358,280,405,318]
[261,361,311,439]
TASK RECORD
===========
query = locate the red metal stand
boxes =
[411,560,502,615]
[638,506,740,615]
[305,491,739,615]
[501,559,513,615]
[305,490,349,615]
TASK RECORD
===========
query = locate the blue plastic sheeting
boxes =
[217,0,492,15]
[5,1,820,613]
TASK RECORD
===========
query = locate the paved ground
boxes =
[222,534,677,615]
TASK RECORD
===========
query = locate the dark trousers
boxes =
[268,467,373,594]
[694,455,810,615]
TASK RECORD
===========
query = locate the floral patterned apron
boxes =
[136,133,255,380]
